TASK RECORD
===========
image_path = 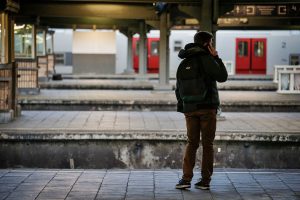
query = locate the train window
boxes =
[151,41,159,55]
[174,40,182,51]
[290,54,300,65]
[254,41,264,57]
[238,41,248,57]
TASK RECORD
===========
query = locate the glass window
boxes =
[151,41,159,55]
[238,41,248,57]
[281,74,290,91]
[174,40,182,51]
[46,33,53,54]
[295,74,300,91]
[254,41,264,57]
[290,55,300,65]
[36,29,46,56]
[14,24,34,58]
[55,53,64,65]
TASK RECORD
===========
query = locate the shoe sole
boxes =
[195,186,210,190]
[175,185,191,189]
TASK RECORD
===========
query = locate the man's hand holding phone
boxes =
[207,44,218,57]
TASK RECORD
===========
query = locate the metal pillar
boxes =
[157,12,171,90]
[138,21,147,76]
[124,31,134,74]
[32,25,37,59]
[212,0,219,48]
[201,0,213,32]
[8,14,18,117]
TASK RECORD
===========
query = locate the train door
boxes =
[147,38,159,73]
[236,38,266,74]
[132,37,139,72]
[132,37,160,73]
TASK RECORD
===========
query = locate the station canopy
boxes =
[2,0,300,32]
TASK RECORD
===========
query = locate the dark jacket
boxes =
[175,43,228,113]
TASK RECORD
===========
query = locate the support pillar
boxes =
[8,14,18,117]
[200,0,213,32]
[124,30,134,74]
[156,12,172,90]
[212,0,219,48]
[138,21,147,77]
[0,12,18,123]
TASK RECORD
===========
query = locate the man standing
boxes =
[175,31,228,190]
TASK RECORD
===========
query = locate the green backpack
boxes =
[176,56,208,103]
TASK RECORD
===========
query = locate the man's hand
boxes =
[207,45,218,57]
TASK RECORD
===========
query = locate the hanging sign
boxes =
[225,4,300,17]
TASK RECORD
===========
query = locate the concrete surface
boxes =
[1,111,299,141]
[1,111,299,169]
[39,79,277,91]
[0,169,299,200]
[18,90,300,112]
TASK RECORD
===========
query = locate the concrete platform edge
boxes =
[1,130,299,142]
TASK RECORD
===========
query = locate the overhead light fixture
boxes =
[14,24,25,30]
[72,24,76,31]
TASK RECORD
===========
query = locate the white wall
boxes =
[116,31,128,74]
[73,30,116,54]
[53,29,73,52]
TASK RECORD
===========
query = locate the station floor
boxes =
[0,111,299,142]
[1,77,300,199]
[0,169,299,200]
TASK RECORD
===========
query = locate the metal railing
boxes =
[0,67,12,111]
[16,59,39,94]
[273,65,300,83]
[277,70,300,94]
[47,54,55,75]
[223,60,234,75]
[38,55,48,81]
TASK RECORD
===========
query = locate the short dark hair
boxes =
[194,31,213,46]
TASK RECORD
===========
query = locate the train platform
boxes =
[0,169,299,200]
[18,89,300,112]
[1,111,299,141]
[39,79,277,91]
[0,111,299,169]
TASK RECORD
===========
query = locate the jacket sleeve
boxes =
[175,81,183,112]
[201,55,228,83]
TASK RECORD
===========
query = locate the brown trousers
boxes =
[182,109,216,183]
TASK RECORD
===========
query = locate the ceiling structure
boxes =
[2,0,300,32]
